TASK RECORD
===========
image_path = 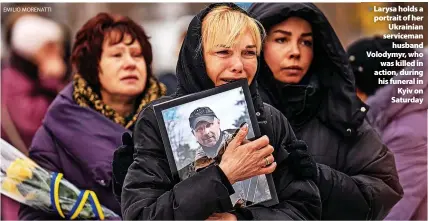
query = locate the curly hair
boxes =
[71,13,153,92]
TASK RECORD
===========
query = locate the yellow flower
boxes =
[21,158,37,169]
[6,158,35,182]
[1,179,23,198]
[25,191,37,201]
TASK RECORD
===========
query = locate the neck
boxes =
[100,90,136,117]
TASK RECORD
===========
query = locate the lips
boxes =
[120,75,139,81]
[202,134,217,144]
[282,66,303,75]
[203,135,215,141]
[220,78,245,84]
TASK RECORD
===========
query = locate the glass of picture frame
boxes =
[153,79,278,208]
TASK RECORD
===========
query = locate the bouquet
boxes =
[0,139,118,220]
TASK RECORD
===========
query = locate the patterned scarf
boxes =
[73,74,166,129]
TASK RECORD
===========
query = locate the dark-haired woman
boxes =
[18,13,166,220]
[248,3,402,220]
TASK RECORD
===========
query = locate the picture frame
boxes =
[153,79,278,208]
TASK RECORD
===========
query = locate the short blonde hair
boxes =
[202,6,265,55]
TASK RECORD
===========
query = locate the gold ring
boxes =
[264,157,270,166]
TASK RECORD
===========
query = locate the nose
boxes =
[202,125,215,136]
[123,53,137,70]
[288,42,300,59]
[203,126,211,135]
[230,55,244,74]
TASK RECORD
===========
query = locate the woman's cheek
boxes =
[245,59,258,75]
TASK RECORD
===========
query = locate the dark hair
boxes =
[71,13,152,92]
[347,36,416,96]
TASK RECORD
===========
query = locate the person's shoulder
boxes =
[47,83,74,109]
[29,125,55,153]
[136,95,174,121]
[1,66,30,85]
[262,102,277,112]
[195,147,206,159]
[356,118,377,135]
[43,83,90,121]
[258,103,289,141]
[133,95,175,137]
[262,102,288,123]
[382,114,427,147]
[258,86,275,105]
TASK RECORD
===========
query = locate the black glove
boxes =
[286,140,319,183]
[112,132,134,203]
[231,207,253,220]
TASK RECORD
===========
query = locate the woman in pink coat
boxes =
[1,14,67,221]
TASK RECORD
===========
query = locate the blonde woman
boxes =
[119,3,320,220]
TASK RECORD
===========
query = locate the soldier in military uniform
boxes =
[189,107,270,208]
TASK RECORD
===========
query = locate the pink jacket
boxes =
[1,59,66,149]
[1,57,66,220]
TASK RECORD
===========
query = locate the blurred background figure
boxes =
[1,13,68,151]
[157,15,193,95]
[348,39,427,220]
[347,36,416,101]
[1,13,69,221]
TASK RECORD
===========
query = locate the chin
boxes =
[121,87,145,97]
[204,142,216,148]
[275,75,304,84]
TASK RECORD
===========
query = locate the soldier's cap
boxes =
[189,107,218,130]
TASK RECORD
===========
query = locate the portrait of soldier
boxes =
[189,106,270,208]
[189,107,235,170]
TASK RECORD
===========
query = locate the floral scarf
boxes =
[72,74,166,129]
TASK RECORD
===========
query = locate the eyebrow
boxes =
[215,44,256,48]
[108,45,141,51]
[215,44,230,48]
[272,30,313,37]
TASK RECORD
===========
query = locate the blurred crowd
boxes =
[0,2,427,221]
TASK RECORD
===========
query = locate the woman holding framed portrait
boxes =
[117,3,321,220]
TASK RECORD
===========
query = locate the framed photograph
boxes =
[153,79,278,208]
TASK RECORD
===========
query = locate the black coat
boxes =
[248,3,403,220]
[118,3,321,220]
